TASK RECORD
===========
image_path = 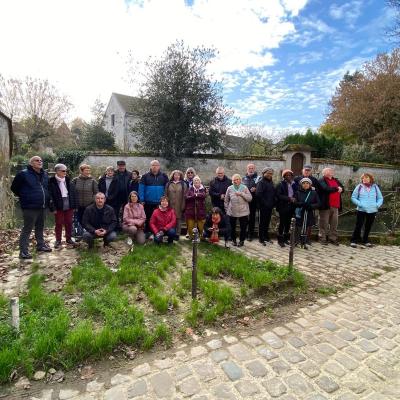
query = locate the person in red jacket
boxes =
[149,196,177,244]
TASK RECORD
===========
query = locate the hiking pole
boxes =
[301,210,308,249]
[288,217,296,271]
[192,228,200,299]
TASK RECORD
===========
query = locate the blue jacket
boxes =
[139,171,169,205]
[351,183,383,214]
[11,165,49,209]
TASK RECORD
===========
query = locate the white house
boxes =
[103,93,139,151]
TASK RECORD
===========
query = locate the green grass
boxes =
[0,242,305,383]
[178,243,306,326]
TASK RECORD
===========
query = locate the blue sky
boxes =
[0,0,396,136]
[223,0,396,133]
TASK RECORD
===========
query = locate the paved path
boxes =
[11,242,400,400]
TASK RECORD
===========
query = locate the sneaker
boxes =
[19,251,33,259]
[350,242,357,248]
[126,237,133,246]
[37,244,52,252]
[238,241,244,247]
[224,241,230,249]
[364,242,373,247]
[54,240,62,249]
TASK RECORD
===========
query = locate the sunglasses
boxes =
[59,170,67,172]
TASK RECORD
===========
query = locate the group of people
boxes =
[11,156,384,259]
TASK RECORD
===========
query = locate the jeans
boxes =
[82,230,117,248]
[351,211,376,244]
[144,203,158,233]
[153,228,176,244]
[19,208,46,253]
[229,216,248,242]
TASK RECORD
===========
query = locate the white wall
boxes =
[104,96,125,150]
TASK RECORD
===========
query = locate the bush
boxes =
[283,129,344,159]
[341,143,386,164]
[56,150,88,173]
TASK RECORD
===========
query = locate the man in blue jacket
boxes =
[139,160,169,234]
[11,156,52,259]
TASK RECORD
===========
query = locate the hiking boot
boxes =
[329,240,339,246]
[278,242,285,248]
[259,240,267,246]
[37,244,52,252]
[19,251,33,259]
[66,239,77,247]
[54,240,62,249]
[238,241,244,247]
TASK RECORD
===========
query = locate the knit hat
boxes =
[282,169,293,177]
[262,167,274,174]
[299,177,312,185]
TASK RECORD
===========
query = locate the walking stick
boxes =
[288,217,296,271]
[300,209,308,249]
[192,228,199,299]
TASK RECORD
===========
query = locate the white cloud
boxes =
[329,1,363,26]
[0,0,308,120]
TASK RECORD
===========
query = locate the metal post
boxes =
[288,217,296,271]
[10,297,20,332]
[192,228,199,299]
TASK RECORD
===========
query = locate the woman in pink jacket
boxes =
[123,191,146,245]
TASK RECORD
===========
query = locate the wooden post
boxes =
[288,218,296,271]
[192,228,199,299]
[10,297,20,332]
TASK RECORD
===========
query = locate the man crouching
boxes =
[82,192,117,249]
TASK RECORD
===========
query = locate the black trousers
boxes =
[230,216,248,242]
[351,211,376,244]
[259,207,273,242]
[144,203,158,233]
[248,200,257,237]
[278,211,293,243]
[19,208,45,253]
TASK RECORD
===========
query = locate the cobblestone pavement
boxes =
[8,242,400,400]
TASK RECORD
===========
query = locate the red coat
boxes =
[150,207,177,234]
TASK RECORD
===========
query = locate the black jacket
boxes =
[48,176,77,211]
[11,165,50,209]
[209,176,232,210]
[204,212,231,238]
[276,180,299,214]
[318,177,344,210]
[115,170,131,203]
[82,203,117,234]
[294,188,320,226]
[98,175,119,206]
[242,173,258,201]
[256,177,276,209]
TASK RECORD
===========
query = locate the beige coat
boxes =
[224,184,252,217]
[165,181,187,219]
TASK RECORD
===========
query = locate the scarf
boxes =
[232,183,245,192]
[55,175,68,198]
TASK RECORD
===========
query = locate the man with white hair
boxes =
[11,155,52,258]
[318,167,344,245]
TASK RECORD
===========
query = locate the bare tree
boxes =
[0,74,72,125]
[387,0,400,40]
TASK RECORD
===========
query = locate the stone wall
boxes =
[83,153,400,188]
[0,113,12,228]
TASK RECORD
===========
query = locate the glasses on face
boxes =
[59,170,67,172]
[187,172,194,175]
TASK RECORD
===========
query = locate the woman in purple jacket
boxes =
[184,176,207,239]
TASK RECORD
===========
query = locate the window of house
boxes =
[111,114,115,127]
